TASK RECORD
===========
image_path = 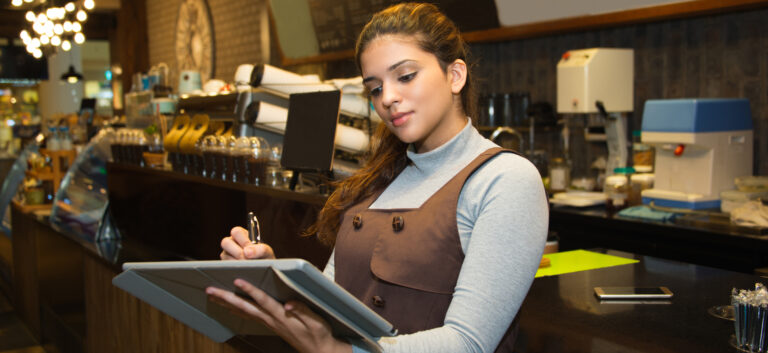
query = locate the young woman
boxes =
[208,3,548,352]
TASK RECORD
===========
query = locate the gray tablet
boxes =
[112,258,396,352]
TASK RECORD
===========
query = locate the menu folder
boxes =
[112,259,396,353]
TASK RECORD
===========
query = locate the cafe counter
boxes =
[7,163,766,353]
[551,205,768,274]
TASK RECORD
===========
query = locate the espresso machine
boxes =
[640,99,753,210]
[556,48,634,176]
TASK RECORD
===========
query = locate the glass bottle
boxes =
[548,157,571,194]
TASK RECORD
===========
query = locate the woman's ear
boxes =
[448,59,467,94]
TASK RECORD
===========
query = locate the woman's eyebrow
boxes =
[363,59,415,83]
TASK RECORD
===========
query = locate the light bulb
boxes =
[64,21,73,32]
[74,32,85,44]
[72,22,82,32]
[84,0,95,10]
[65,2,75,12]
[33,49,42,58]
[46,8,56,19]
[31,38,40,48]
[24,0,34,3]
[25,11,35,22]
[76,10,87,22]
[62,40,71,51]
[51,36,61,46]
[22,37,30,45]
[33,23,43,34]
[40,35,50,45]
[44,21,54,33]
[37,13,47,23]
[54,24,64,35]
[20,30,30,40]
[12,0,22,6]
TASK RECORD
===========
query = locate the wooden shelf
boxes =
[25,149,77,196]
[280,0,768,66]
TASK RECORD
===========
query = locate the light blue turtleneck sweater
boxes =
[324,120,548,353]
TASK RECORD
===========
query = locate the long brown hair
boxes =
[306,2,475,246]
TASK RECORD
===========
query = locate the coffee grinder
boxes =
[556,48,634,179]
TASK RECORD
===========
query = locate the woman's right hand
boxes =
[220,226,275,260]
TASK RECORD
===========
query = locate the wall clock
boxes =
[175,0,215,83]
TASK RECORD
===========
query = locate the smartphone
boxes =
[594,286,673,300]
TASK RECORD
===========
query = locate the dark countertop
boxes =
[516,249,763,353]
[550,205,768,273]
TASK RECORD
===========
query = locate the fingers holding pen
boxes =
[220,227,276,260]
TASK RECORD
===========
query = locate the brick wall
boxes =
[146,0,268,90]
[470,8,768,175]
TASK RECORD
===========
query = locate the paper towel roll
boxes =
[335,123,369,153]
[255,101,289,131]
[253,100,369,153]
[340,94,370,117]
[251,63,336,96]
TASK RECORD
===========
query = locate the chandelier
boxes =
[11,0,95,59]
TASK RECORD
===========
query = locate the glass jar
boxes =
[632,130,654,173]
[605,169,630,213]
[548,157,571,194]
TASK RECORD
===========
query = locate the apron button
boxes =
[372,295,385,308]
[392,216,404,232]
[352,214,363,229]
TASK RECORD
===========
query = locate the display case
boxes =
[49,129,115,242]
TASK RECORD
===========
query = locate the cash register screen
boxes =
[281,90,341,171]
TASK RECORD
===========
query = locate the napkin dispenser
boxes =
[640,99,753,209]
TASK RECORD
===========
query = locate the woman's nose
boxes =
[380,83,400,108]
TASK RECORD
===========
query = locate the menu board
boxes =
[307,0,500,53]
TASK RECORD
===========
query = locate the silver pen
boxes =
[247,211,261,244]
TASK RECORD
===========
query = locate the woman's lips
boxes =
[391,112,412,127]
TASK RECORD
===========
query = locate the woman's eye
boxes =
[369,86,382,97]
[399,72,416,82]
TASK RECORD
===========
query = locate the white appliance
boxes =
[640,99,753,210]
[557,48,634,175]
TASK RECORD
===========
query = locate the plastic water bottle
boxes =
[59,126,72,150]
[47,126,60,151]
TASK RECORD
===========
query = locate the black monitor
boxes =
[281,90,341,188]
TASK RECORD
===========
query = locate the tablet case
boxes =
[112,258,396,352]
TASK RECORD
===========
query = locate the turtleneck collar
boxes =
[406,119,476,173]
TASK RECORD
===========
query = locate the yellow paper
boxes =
[535,249,638,278]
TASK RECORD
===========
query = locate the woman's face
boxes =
[360,34,467,153]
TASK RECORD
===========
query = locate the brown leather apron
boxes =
[335,147,518,352]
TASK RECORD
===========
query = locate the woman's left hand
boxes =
[206,279,352,353]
